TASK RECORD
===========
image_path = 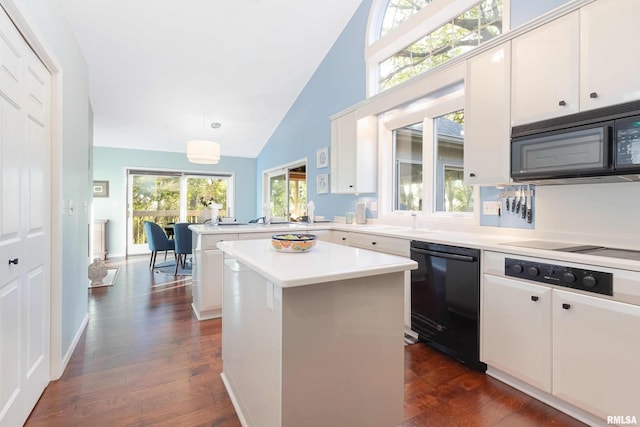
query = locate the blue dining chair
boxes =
[143,221,175,270]
[173,223,193,275]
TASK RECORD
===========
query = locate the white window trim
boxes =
[378,87,479,225]
[262,158,308,222]
[365,0,510,97]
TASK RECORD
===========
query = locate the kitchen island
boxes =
[217,239,417,427]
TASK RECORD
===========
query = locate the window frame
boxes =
[365,0,510,97]
[262,158,308,223]
[378,88,478,225]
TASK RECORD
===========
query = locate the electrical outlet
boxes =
[483,201,500,216]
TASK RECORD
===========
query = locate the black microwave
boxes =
[511,100,640,184]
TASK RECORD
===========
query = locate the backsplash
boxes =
[479,186,536,230]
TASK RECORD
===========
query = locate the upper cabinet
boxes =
[464,42,512,186]
[511,12,580,126]
[330,110,377,194]
[512,0,640,125]
[580,0,640,111]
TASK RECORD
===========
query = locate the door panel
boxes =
[0,7,51,426]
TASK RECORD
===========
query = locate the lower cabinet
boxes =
[192,233,238,320]
[483,263,640,422]
[552,290,640,419]
[482,275,552,392]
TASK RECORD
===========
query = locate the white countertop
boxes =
[216,239,417,288]
[191,222,640,272]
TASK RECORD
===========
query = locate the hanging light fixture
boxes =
[187,139,221,164]
[187,114,222,164]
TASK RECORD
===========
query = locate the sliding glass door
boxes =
[127,170,232,255]
[263,160,307,223]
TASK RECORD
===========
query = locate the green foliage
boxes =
[381,0,433,37]
[379,0,503,91]
[132,174,228,244]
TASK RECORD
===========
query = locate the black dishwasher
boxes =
[410,241,486,371]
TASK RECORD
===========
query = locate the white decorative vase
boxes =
[88,258,108,286]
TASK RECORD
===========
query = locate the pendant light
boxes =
[186,114,222,164]
[187,139,221,164]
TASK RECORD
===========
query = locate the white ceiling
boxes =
[60,0,364,158]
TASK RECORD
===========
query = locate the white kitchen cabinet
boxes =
[311,229,333,241]
[512,0,640,124]
[238,232,276,240]
[464,42,511,185]
[330,111,377,194]
[333,231,350,245]
[191,232,238,320]
[511,12,580,125]
[552,289,640,419]
[348,232,409,257]
[580,0,640,111]
[482,275,552,392]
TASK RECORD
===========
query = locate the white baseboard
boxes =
[486,366,607,427]
[56,313,88,379]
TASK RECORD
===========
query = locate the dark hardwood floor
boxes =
[25,255,586,426]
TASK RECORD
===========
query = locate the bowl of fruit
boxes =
[271,233,318,253]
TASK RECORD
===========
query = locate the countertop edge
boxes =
[217,240,417,288]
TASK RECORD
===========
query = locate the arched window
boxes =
[380,0,433,37]
[366,0,508,95]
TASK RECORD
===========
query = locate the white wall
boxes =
[535,182,640,247]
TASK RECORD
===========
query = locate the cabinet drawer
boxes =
[348,232,409,257]
[333,231,350,245]
[238,232,275,240]
[201,233,238,250]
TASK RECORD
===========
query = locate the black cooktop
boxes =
[501,240,640,261]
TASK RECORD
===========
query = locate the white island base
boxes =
[219,241,413,427]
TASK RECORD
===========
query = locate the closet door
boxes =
[0,8,52,426]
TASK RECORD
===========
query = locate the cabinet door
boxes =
[330,112,377,194]
[581,0,640,110]
[482,275,552,392]
[464,42,511,185]
[553,290,640,418]
[511,12,579,125]
[331,110,357,193]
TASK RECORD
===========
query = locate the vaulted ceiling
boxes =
[61,0,365,158]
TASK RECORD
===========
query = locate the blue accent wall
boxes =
[255,0,375,220]
[255,0,571,225]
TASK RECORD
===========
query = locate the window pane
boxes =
[434,110,473,212]
[269,173,288,220]
[131,175,180,244]
[288,167,307,221]
[186,176,229,221]
[380,0,433,37]
[394,122,423,211]
[379,0,503,91]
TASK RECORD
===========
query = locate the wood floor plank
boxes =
[25,255,587,426]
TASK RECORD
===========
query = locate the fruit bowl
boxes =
[271,233,318,253]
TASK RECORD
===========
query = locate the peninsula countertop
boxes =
[216,239,417,288]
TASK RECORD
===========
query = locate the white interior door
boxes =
[0,8,52,426]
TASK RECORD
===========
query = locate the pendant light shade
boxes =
[187,139,221,164]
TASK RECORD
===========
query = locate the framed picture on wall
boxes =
[317,174,329,194]
[316,147,329,169]
[93,180,109,198]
